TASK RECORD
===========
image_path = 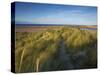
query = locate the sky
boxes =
[14,2,97,25]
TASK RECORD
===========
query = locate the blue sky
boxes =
[15,2,97,25]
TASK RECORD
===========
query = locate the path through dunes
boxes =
[58,38,74,69]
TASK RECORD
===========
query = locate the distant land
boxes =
[15,24,97,27]
[15,24,97,32]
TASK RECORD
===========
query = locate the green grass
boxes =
[15,26,97,73]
